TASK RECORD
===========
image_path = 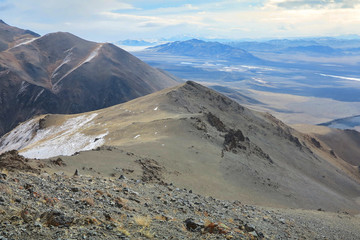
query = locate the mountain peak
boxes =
[0,25,179,136]
[185,38,205,43]
[41,31,87,41]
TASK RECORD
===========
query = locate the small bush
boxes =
[134,215,151,227]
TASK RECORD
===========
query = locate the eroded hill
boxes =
[0,21,178,136]
[1,81,360,213]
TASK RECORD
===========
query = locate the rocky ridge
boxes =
[1,81,360,213]
[0,151,360,240]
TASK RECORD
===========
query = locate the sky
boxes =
[1,0,360,42]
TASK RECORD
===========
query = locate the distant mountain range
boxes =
[147,39,262,63]
[144,36,360,60]
[0,20,179,136]
[116,39,155,46]
[228,37,360,55]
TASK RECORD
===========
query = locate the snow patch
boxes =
[10,37,39,50]
[0,113,109,159]
[51,48,73,79]
[319,73,360,82]
[84,44,102,63]
[0,119,39,152]
[154,106,158,111]
[252,78,267,84]
[134,134,141,139]
[18,81,29,95]
[33,89,44,102]
[52,44,103,92]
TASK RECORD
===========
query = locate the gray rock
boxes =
[40,210,74,227]
[245,223,256,232]
[119,175,127,180]
[184,218,204,232]
[249,231,259,238]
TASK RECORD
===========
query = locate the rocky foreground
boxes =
[0,151,360,240]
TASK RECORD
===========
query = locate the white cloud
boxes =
[263,0,360,10]
[1,0,360,41]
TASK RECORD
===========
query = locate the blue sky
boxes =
[1,0,360,42]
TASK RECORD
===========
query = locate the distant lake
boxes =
[319,115,360,129]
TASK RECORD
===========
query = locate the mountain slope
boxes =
[1,81,360,213]
[293,124,360,167]
[0,20,39,51]
[319,114,360,131]
[0,22,179,136]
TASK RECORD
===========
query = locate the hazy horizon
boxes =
[1,0,360,43]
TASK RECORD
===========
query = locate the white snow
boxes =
[84,44,102,63]
[252,78,267,84]
[18,81,29,95]
[319,73,360,82]
[0,113,109,159]
[219,65,274,73]
[134,134,141,139]
[9,37,39,50]
[51,48,73,79]
[0,119,39,152]
[154,106,158,111]
[33,89,44,102]
[52,44,103,92]
[22,131,108,159]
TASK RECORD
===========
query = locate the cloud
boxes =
[1,0,360,41]
[0,2,12,11]
[7,0,136,21]
[264,0,360,10]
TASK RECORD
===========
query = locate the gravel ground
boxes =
[1,164,360,240]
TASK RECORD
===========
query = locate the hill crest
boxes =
[1,81,360,212]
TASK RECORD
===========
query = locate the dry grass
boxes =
[154,215,167,221]
[114,197,128,209]
[81,197,95,206]
[82,216,101,225]
[134,215,151,227]
[95,189,104,195]
[227,218,234,224]
[116,227,130,237]
[0,183,12,195]
[203,211,209,217]
[139,229,154,239]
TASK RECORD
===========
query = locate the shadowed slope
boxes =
[0,24,178,136]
